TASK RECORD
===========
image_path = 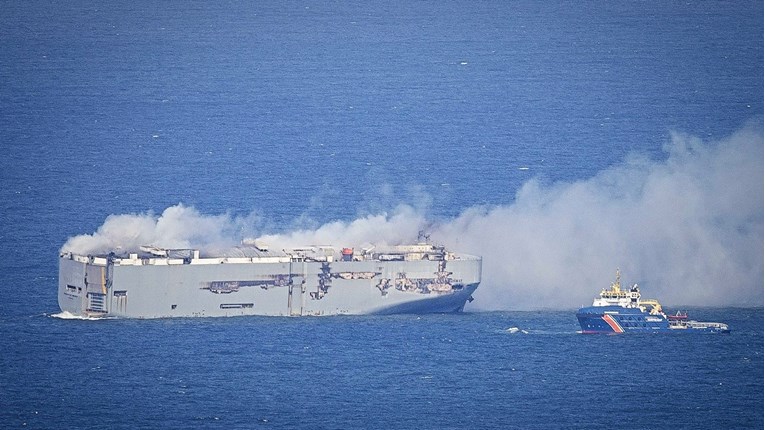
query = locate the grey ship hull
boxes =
[58,246,481,318]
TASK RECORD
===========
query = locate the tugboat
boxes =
[576,269,730,334]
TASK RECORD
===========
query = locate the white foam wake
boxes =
[49,311,106,321]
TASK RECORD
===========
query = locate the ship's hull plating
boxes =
[58,254,481,318]
[577,306,729,334]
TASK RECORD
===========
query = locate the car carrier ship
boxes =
[576,269,729,334]
[58,241,482,318]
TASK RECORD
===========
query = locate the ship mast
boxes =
[611,268,621,292]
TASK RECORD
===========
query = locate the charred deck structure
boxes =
[58,243,482,318]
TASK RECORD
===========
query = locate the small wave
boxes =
[506,327,529,334]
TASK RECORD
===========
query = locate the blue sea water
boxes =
[0,0,763,428]
[1,309,762,429]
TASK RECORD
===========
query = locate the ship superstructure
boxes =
[576,270,729,334]
[58,242,481,318]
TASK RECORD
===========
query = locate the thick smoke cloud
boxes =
[60,204,427,256]
[61,123,763,309]
[256,205,428,250]
[60,205,260,256]
[434,122,763,309]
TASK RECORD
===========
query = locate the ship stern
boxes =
[58,255,86,316]
[58,253,109,318]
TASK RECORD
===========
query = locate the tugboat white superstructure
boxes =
[58,242,481,318]
[576,269,729,334]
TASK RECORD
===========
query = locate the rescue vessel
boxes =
[576,270,729,334]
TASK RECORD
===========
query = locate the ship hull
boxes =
[577,306,729,334]
[58,252,481,318]
[577,306,669,333]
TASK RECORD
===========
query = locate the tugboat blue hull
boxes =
[577,306,730,334]
[577,306,669,333]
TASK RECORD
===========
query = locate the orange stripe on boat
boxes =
[602,314,624,333]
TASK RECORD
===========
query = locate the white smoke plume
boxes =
[61,122,763,309]
[60,205,259,256]
[256,204,428,250]
[432,121,763,309]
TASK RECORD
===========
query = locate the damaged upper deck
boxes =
[60,242,466,267]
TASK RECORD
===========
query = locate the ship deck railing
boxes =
[61,251,481,267]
